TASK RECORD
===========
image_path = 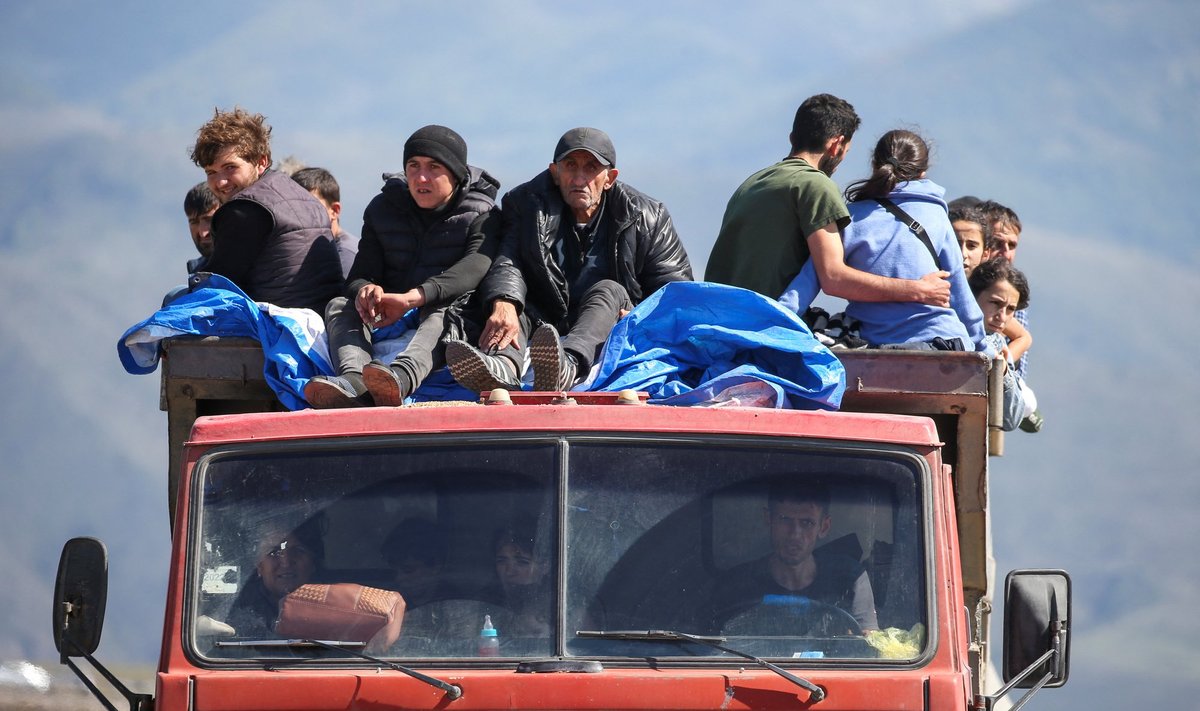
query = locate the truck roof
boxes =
[185,397,944,449]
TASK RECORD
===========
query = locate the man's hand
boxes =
[911,271,952,307]
[355,284,385,324]
[356,285,424,328]
[480,299,521,351]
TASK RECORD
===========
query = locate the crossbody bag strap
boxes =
[874,197,939,267]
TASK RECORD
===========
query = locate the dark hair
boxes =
[947,195,982,211]
[291,166,341,205]
[183,182,217,216]
[844,129,929,203]
[190,106,272,168]
[949,204,994,245]
[975,199,1022,237]
[492,514,541,557]
[382,518,447,567]
[257,517,326,565]
[767,478,831,516]
[968,257,1030,310]
[789,93,861,154]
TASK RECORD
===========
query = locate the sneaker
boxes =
[304,373,373,409]
[1019,408,1043,433]
[445,340,521,392]
[530,323,578,391]
[363,361,413,407]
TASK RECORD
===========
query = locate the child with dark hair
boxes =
[948,203,991,277]
[954,200,1035,407]
[482,516,552,637]
[382,518,454,609]
[975,199,1033,379]
[969,258,1038,432]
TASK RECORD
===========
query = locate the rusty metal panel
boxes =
[839,350,990,396]
[839,349,996,680]
[160,337,283,529]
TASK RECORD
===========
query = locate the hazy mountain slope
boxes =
[834,0,1200,266]
[0,4,1196,708]
[986,230,1200,706]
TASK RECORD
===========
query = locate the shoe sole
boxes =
[304,378,366,409]
[445,341,518,393]
[529,325,565,391]
[363,363,406,407]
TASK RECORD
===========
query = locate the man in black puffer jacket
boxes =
[305,125,502,407]
[446,127,692,393]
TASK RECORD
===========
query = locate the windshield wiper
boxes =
[577,630,825,703]
[217,639,462,700]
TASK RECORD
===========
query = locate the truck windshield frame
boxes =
[182,432,935,668]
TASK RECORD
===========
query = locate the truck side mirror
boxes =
[53,537,109,657]
[1002,569,1070,688]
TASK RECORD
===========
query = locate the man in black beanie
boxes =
[304,125,502,407]
[444,127,693,393]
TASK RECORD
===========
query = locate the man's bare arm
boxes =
[807,223,951,306]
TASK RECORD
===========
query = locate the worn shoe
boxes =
[445,340,521,392]
[363,361,413,407]
[530,323,578,391]
[1019,408,1043,433]
[304,373,373,409]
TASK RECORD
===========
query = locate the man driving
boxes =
[711,479,878,633]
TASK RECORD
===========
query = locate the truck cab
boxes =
[54,340,1070,710]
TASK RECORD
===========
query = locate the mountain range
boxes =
[1,1,1196,707]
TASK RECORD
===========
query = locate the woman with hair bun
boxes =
[783,130,988,352]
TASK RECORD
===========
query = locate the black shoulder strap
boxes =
[874,197,939,267]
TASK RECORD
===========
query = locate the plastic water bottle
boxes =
[478,614,499,656]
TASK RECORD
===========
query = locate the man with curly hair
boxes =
[190,107,342,312]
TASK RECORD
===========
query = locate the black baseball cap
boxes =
[553,127,616,167]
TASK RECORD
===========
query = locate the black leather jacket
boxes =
[479,170,692,324]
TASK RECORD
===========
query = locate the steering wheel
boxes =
[721,598,863,637]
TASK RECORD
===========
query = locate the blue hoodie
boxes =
[781,179,986,350]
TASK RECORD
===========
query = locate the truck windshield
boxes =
[189,435,928,664]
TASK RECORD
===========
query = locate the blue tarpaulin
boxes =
[588,282,845,409]
[117,274,473,409]
[119,278,843,411]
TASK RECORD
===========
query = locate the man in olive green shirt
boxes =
[706,94,950,307]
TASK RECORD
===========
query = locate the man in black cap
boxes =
[304,124,502,407]
[445,127,692,393]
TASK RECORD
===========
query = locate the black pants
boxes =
[558,279,633,371]
[324,296,447,389]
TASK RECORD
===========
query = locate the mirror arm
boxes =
[61,635,153,711]
[980,622,1064,711]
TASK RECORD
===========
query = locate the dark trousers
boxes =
[324,296,447,388]
[558,279,633,371]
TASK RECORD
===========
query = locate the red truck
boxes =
[53,339,1070,711]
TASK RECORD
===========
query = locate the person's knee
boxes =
[324,295,352,321]
[581,279,631,309]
